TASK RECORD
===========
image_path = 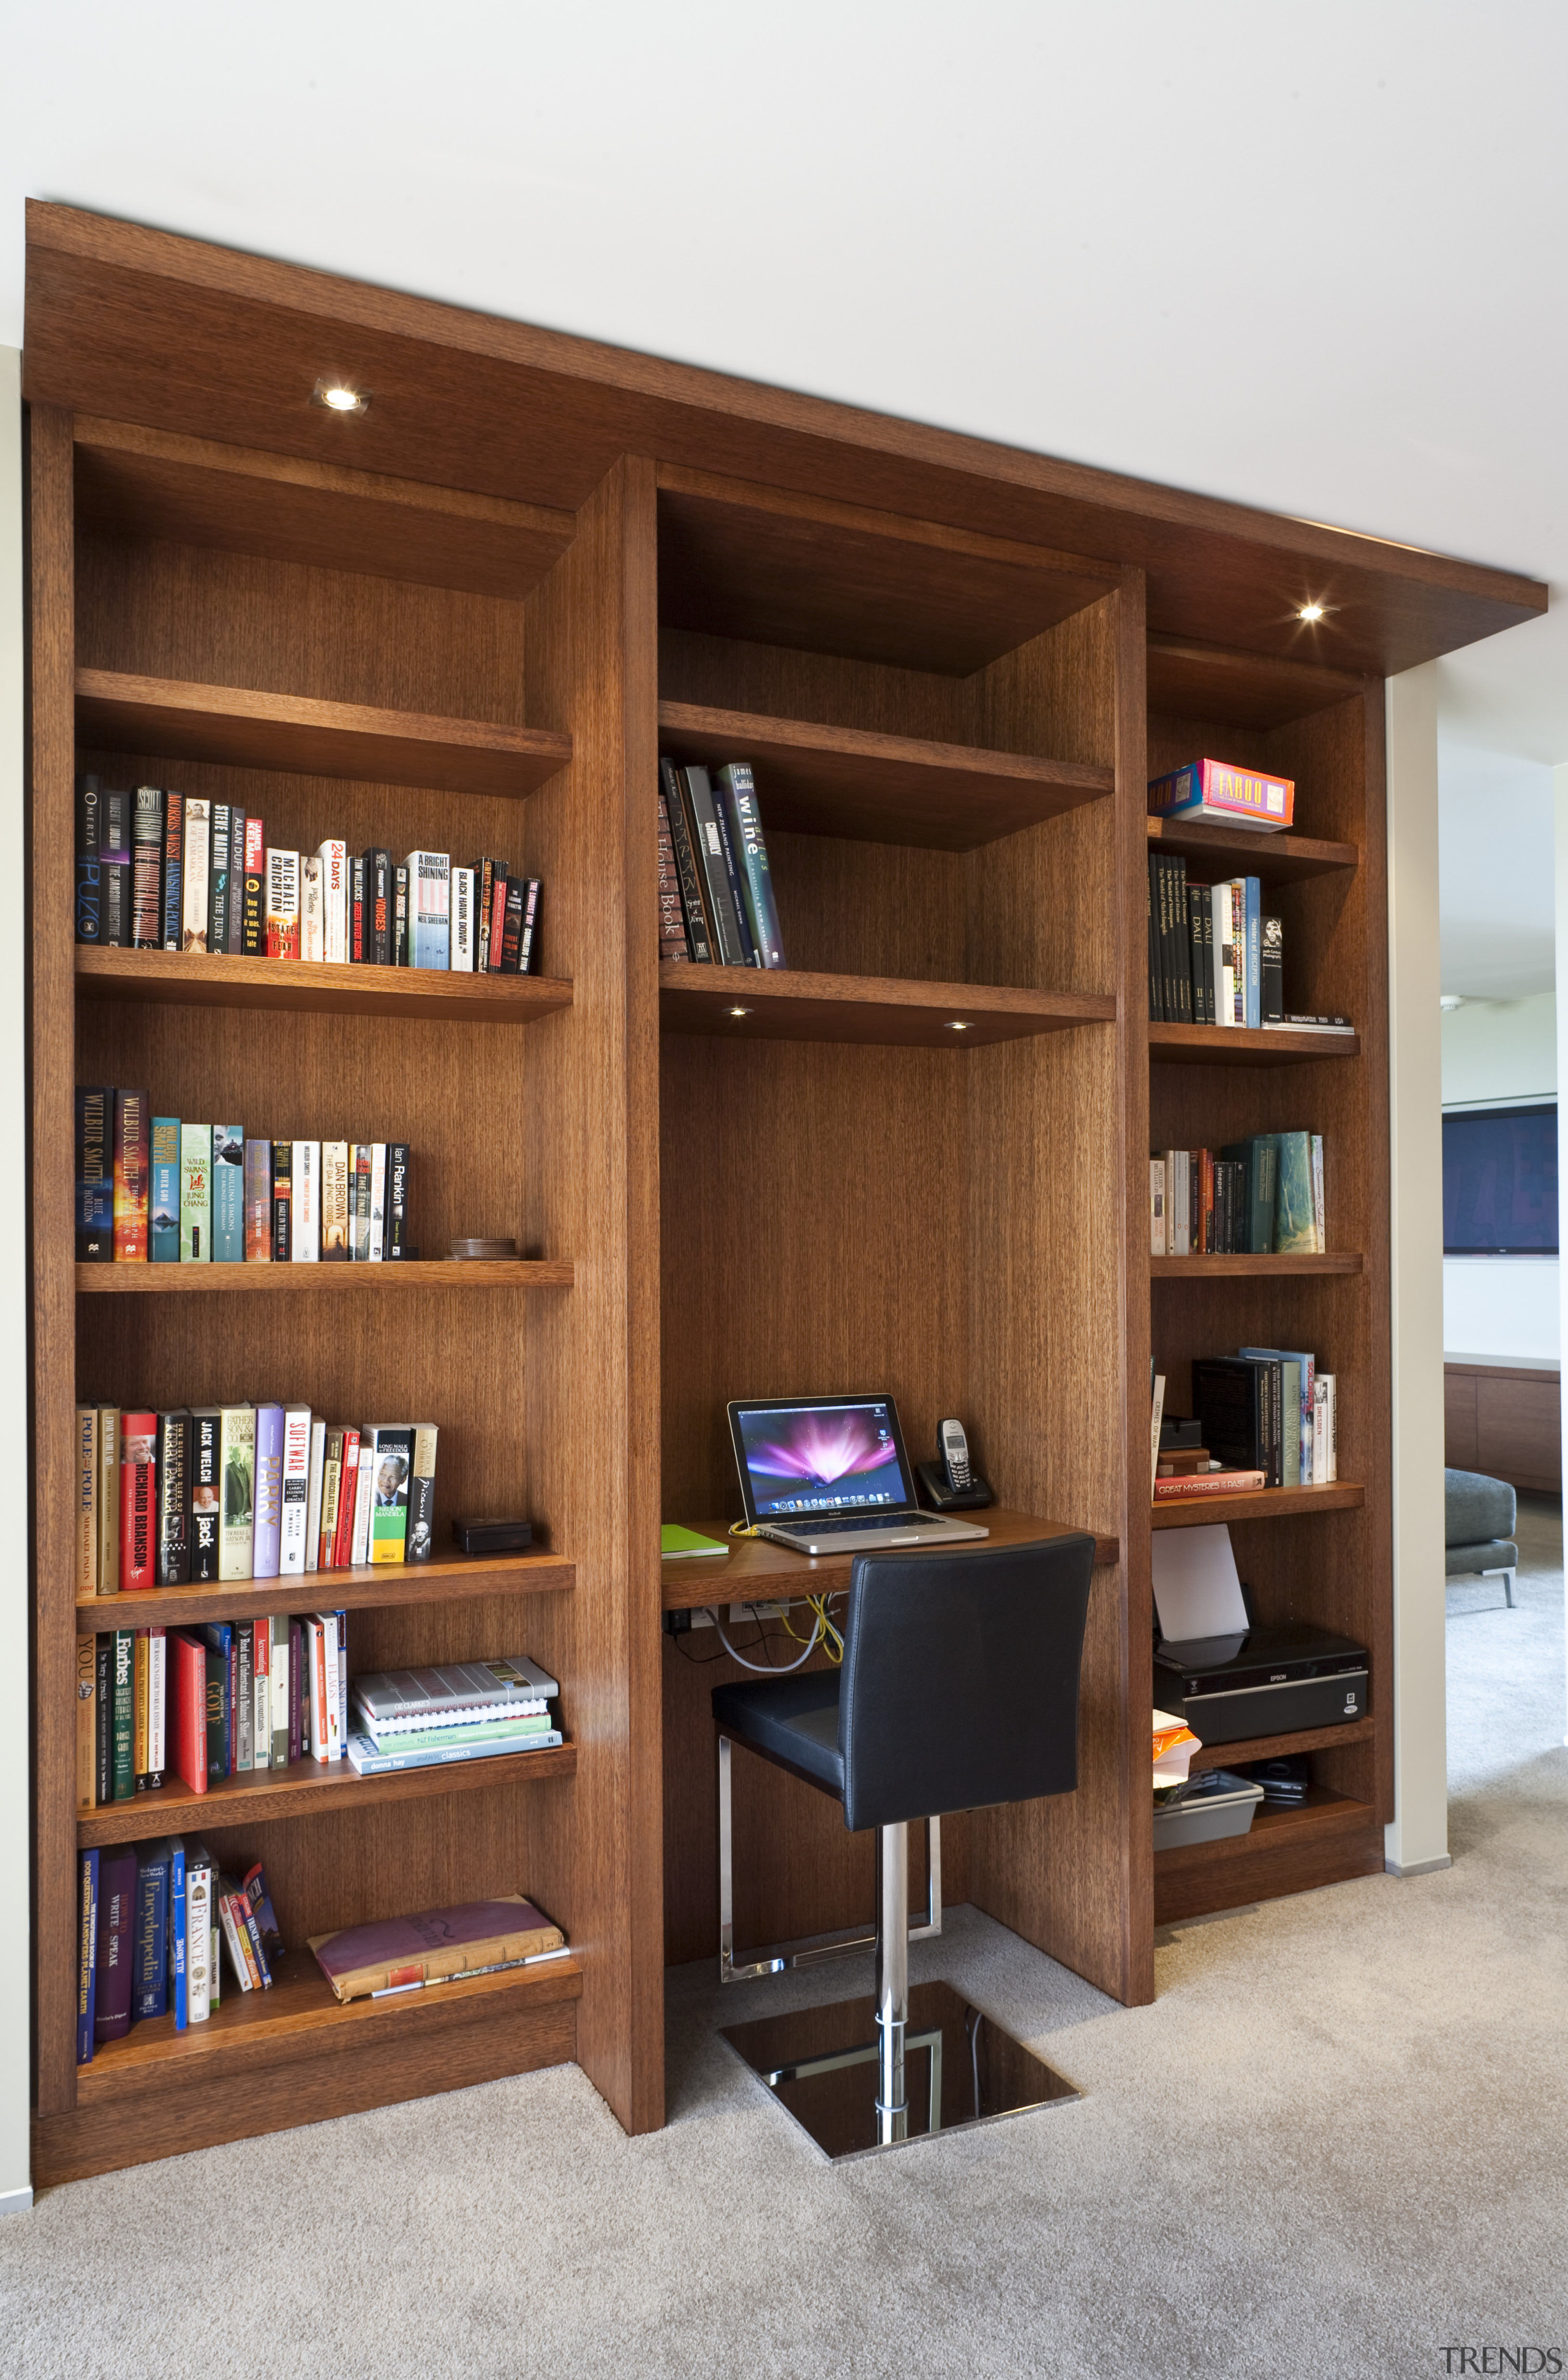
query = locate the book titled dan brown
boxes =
[308,1894,563,2003]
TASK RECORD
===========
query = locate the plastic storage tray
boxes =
[1153,1770,1264,1850]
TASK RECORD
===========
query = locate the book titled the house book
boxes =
[308,1895,563,2001]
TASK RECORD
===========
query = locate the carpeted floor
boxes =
[4,1524,1566,2379]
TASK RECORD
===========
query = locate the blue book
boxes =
[212,1125,245,1261]
[345,1728,564,1776]
[150,1117,181,1262]
[714,764,787,969]
[76,1849,100,2065]
[169,1838,187,2031]
[1244,877,1261,1029]
[75,1087,114,1261]
[134,1839,172,2021]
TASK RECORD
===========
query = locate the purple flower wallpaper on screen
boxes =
[738,1405,907,1513]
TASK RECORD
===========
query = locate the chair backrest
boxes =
[837,1535,1096,1832]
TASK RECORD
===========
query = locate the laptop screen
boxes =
[729,1396,915,1521]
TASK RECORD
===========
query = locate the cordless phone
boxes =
[916,1418,993,1511]
[940,1418,973,1494]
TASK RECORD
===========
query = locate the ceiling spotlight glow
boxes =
[1298,602,1325,624]
[946,1021,971,1032]
[728,1006,752,1018]
[312,378,369,415]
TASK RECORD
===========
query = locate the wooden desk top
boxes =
[660,1508,1120,1611]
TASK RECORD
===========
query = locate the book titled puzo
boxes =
[308,1894,564,2002]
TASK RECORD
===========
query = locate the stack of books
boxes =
[309,1894,566,2002]
[74,776,543,973]
[1151,1132,1325,1256]
[346,1656,562,1777]
[1190,1349,1337,1491]
[657,760,786,969]
[77,1092,413,1263]
[75,1838,277,2057]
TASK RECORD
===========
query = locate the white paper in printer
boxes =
[1151,1523,1249,1642]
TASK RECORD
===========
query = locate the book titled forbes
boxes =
[190,1408,222,1581]
[113,1090,149,1261]
[75,1087,114,1261]
[119,1412,157,1592]
[241,817,266,957]
[75,770,102,945]
[265,847,300,958]
[219,1405,257,1581]
[130,785,164,949]
[244,1138,272,1261]
[182,799,211,952]
[160,788,185,951]
[149,1115,180,1262]
[321,1140,350,1259]
[270,1139,292,1263]
[156,1408,192,1585]
[309,1894,563,2003]
[407,1422,438,1561]
[110,1630,134,1800]
[179,1122,212,1263]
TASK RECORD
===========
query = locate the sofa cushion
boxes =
[1444,1467,1516,1547]
[1446,1538,1518,1577]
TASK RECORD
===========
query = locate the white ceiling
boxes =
[6,0,1565,975]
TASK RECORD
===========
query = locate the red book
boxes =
[487,864,510,973]
[331,1429,360,1569]
[112,1090,149,1261]
[166,1630,208,1792]
[118,1411,157,1589]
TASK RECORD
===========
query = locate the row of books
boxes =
[1147,851,1353,1037]
[78,1850,565,2057]
[77,1611,351,1804]
[1150,1133,1326,1257]
[1194,1351,1338,1490]
[74,777,543,972]
[77,1092,413,1264]
[657,759,786,969]
[75,1405,439,1590]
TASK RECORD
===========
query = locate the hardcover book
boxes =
[677,765,748,967]
[270,1614,292,1767]
[76,1631,97,1811]
[350,853,366,961]
[201,1626,232,1782]
[331,1429,361,1568]
[167,1631,208,1794]
[304,1418,326,1567]
[265,847,301,958]
[251,1616,270,1769]
[300,852,325,961]
[318,839,347,962]
[366,847,391,964]
[168,1839,187,2031]
[111,1629,135,1799]
[350,1441,375,1565]
[190,1407,222,1581]
[346,1728,563,1777]
[179,1122,212,1262]
[235,1622,254,1770]
[486,862,508,971]
[94,1636,112,1804]
[499,877,523,971]
[367,1424,413,1563]
[660,760,714,964]
[317,1427,345,1570]
[150,1116,181,1261]
[213,1124,244,1260]
[226,809,246,952]
[75,1086,113,1260]
[77,1849,99,2063]
[244,1139,272,1260]
[386,1144,410,1258]
[94,1846,139,2043]
[186,1851,213,2023]
[281,1405,312,1575]
[182,799,211,952]
[119,1413,157,1592]
[160,788,185,950]
[1274,1131,1317,1255]
[253,1403,285,1580]
[517,878,542,974]
[408,1422,438,1562]
[451,864,475,970]
[219,1405,257,1581]
[96,1406,119,1595]
[308,1895,562,2003]
[130,785,164,949]
[368,1143,387,1262]
[394,864,409,964]
[113,1090,149,1261]
[134,1840,172,2022]
[208,801,232,952]
[76,1410,97,1596]
[352,1143,373,1260]
[714,763,786,967]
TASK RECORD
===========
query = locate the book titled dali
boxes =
[308,1895,564,2003]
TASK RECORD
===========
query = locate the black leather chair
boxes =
[712,1533,1096,2155]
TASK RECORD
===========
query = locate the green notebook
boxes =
[661,1524,729,1560]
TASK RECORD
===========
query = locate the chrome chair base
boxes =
[719,1979,1080,2161]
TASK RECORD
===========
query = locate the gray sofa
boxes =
[1445,1467,1518,1608]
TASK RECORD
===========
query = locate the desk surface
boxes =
[660,1508,1120,1611]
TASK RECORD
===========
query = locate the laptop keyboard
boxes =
[783,1514,943,1535]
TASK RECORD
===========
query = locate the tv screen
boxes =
[1442,1103,1558,1253]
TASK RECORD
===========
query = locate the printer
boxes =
[1154,1619,1368,1745]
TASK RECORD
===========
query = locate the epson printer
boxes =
[1152,1520,1368,1745]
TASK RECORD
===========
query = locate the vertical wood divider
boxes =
[29,407,78,2115]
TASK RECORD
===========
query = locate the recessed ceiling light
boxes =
[312,378,369,415]
[1298,602,1325,624]
[728,1006,752,1018]
[946,1021,971,1032]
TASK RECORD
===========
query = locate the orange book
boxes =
[112,1090,149,1261]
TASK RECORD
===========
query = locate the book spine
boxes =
[288,1619,303,1761]
[371,849,391,964]
[1145,855,1159,1019]
[219,1407,257,1581]
[367,1425,413,1563]
[386,1144,409,1259]
[350,1443,374,1565]
[253,1403,285,1580]
[75,771,102,945]
[94,1636,112,1802]
[368,1143,387,1261]
[656,789,690,962]
[271,1614,291,1766]
[244,1139,273,1261]
[134,1851,169,2022]
[475,858,494,972]
[300,853,325,961]
[160,788,184,950]
[76,1850,100,2063]
[1311,1135,1326,1252]
[75,1408,97,1598]
[186,1858,212,2023]
[156,1408,192,1585]
[167,1631,206,1794]
[318,1430,344,1570]
[265,847,300,958]
[76,1633,97,1811]
[350,854,366,962]
[148,1116,179,1263]
[499,878,523,971]
[331,1429,360,1568]
[394,865,409,965]
[75,1087,114,1261]
[1151,1471,1268,1498]
[270,1139,292,1263]
[119,1412,156,1592]
[168,1840,186,2030]
[218,1890,257,1991]
[149,1625,167,1788]
[179,1122,211,1263]
[321,1140,350,1258]
[241,817,265,958]
[102,855,130,947]
[486,863,508,972]
[94,1845,139,2041]
[516,878,541,975]
[113,1090,149,1261]
[281,1404,312,1576]
[212,1124,245,1260]
[407,850,451,969]
[293,1138,321,1261]
[111,1630,135,1800]
[133,1628,149,1788]
[182,799,211,951]
[706,771,757,964]
[337,1612,349,1752]
[225,809,246,951]
[96,1407,119,1593]
[348,1729,564,1775]
[318,841,347,962]
[130,786,164,948]
[304,1417,326,1566]
[407,1424,438,1562]
[208,801,231,953]
[190,1409,222,1581]
[304,1619,327,1759]
[679,766,749,967]
[351,1144,372,1260]
[661,760,714,963]
[1149,1158,1166,1258]
[451,864,475,970]
[236,1623,254,1771]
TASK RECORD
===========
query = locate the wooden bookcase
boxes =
[21,203,1545,2182]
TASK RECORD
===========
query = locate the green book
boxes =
[661,1524,729,1559]
[360,1713,554,1753]
[111,1630,135,1801]
[1274,1131,1317,1254]
[1220,1134,1278,1256]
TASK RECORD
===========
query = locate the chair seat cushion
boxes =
[712,1673,845,1799]
[1445,1468,1515,1547]
[1446,1539,1517,1577]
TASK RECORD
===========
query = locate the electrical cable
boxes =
[704,1606,823,1672]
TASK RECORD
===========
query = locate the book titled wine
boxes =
[713,763,786,968]
[1148,758,1294,831]
[308,1895,563,2003]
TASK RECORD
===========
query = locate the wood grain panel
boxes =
[77,944,571,1027]
[78,1549,574,1626]
[1152,1253,1363,1278]
[1147,635,1370,730]
[658,963,1114,1046]
[1146,814,1360,886]
[1152,1483,1365,1529]
[1186,1716,1376,1774]
[75,414,575,600]
[1150,1024,1361,1067]
[79,1743,578,1843]
[29,406,80,2117]
[1443,1369,1479,1473]
[1474,1370,1561,1492]
[77,1259,573,1294]
[659,627,979,747]
[1153,1818,1385,1926]
[660,1511,1120,1612]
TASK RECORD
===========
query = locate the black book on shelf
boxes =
[393,865,409,966]
[679,763,750,969]
[130,785,164,950]
[75,772,102,945]
[156,1408,193,1587]
[227,809,247,954]
[518,878,541,975]
[1189,883,1212,1025]
[1191,1357,1273,1481]
[1146,856,1161,1021]
[661,758,714,964]
[1170,858,1192,1024]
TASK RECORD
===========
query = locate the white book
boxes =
[292,1139,322,1261]
[407,850,451,969]
[186,1861,213,2024]
[451,865,475,970]
[281,1404,312,1575]
[218,1891,255,1991]
[148,1631,166,1776]
[265,847,300,958]
[1149,1158,1166,1256]
[303,1618,326,1759]
[318,840,348,962]
[1317,1374,1336,1481]
[300,854,325,962]
[1211,881,1234,1026]
[1150,1373,1166,1500]
[181,799,211,953]
[1162,1150,1189,1258]
[270,1615,290,1766]
[368,1143,387,1261]
[1311,1134,1325,1252]
[304,1418,326,1571]
[350,1444,375,1566]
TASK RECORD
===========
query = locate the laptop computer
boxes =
[727,1393,990,1555]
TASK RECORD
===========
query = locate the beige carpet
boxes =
[5,1533,1567,2378]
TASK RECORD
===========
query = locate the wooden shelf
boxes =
[77,1257,573,1293]
[1146,634,1369,732]
[658,964,1114,1049]
[77,1549,575,1627]
[1145,814,1360,885]
[1151,1252,1363,1279]
[75,945,573,1025]
[1187,1716,1376,1775]
[661,1509,1120,1614]
[1149,1022,1361,1067]
[74,415,576,603]
[76,668,571,799]
[78,1742,578,1845]
[657,700,1113,852]
[75,1944,582,2106]
[1152,1482,1364,1529]
[1154,1786,1373,1866]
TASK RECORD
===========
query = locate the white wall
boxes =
[1440,994,1559,1360]
[0,351,31,2208]
[1441,992,1556,1106]
[1385,666,1450,1875]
